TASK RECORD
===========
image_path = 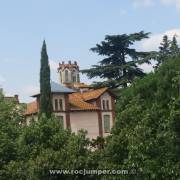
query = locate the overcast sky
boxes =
[0,0,180,102]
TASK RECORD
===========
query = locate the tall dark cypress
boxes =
[39,40,52,118]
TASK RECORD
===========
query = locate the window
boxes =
[54,99,58,111]
[77,74,80,82]
[102,100,106,110]
[72,76,76,82]
[106,100,109,110]
[59,99,63,110]
[58,116,64,128]
[65,70,69,82]
[104,115,110,133]
[72,70,76,82]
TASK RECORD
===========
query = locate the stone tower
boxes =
[57,61,80,87]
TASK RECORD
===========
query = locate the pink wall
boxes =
[70,111,99,139]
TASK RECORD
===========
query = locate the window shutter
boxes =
[104,115,110,133]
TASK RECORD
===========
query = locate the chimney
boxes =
[62,61,64,64]
[74,61,77,65]
[14,94,19,103]
[68,60,71,64]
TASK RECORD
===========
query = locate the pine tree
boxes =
[157,35,171,67]
[170,35,179,58]
[39,40,52,118]
[81,31,154,88]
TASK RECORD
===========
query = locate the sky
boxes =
[0,0,180,102]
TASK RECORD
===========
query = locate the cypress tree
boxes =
[39,40,52,118]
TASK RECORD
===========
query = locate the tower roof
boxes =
[31,81,75,97]
[51,81,75,93]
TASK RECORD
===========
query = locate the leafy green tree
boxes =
[40,40,52,118]
[0,92,99,179]
[0,91,23,179]
[99,57,180,179]
[81,31,155,88]
[1,114,99,180]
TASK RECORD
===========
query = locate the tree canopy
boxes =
[82,31,155,88]
[0,95,96,179]
[99,56,180,179]
[156,34,180,68]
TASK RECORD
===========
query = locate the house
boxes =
[25,61,116,139]
[0,88,19,104]
[4,94,19,104]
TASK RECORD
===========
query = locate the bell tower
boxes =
[57,61,80,87]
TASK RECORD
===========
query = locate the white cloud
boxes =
[132,0,154,8]
[22,85,39,96]
[132,0,180,11]
[138,60,157,73]
[49,60,58,71]
[161,0,180,10]
[140,28,180,51]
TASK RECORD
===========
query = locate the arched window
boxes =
[65,70,69,82]
[102,100,106,110]
[72,70,76,82]
[77,74,80,82]
[54,99,58,111]
[106,100,109,110]
[59,99,63,110]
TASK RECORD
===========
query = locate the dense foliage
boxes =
[82,31,155,88]
[1,48,180,179]
[156,35,180,67]
[0,94,99,179]
[100,57,180,179]
[0,93,23,178]
[39,40,52,118]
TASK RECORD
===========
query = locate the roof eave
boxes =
[31,91,75,97]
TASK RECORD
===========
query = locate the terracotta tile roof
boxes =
[81,87,108,101]
[24,101,38,115]
[69,87,108,110]
[25,87,109,114]
[69,93,99,110]
[73,83,91,88]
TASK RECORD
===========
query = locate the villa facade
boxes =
[25,61,116,139]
